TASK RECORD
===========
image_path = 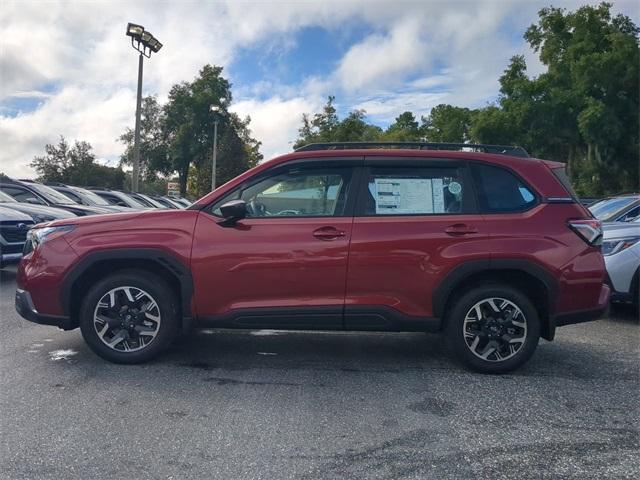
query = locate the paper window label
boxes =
[373,178,446,214]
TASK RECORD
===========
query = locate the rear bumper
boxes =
[552,283,610,327]
[15,289,74,330]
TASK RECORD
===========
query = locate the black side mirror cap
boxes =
[217,199,247,227]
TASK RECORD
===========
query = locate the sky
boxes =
[1,0,638,178]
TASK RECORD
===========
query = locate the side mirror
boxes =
[26,197,44,205]
[218,199,247,227]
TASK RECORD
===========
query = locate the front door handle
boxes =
[445,224,478,236]
[313,227,346,240]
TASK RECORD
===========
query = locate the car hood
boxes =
[45,208,198,228]
[0,202,76,220]
[0,205,34,222]
[603,222,640,240]
[55,203,114,215]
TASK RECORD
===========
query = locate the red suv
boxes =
[15,143,609,373]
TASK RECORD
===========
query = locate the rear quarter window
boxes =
[551,167,579,200]
[470,164,537,213]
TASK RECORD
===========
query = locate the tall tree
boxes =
[31,136,125,189]
[422,105,473,143]
[119,96,172,187]
[385,112,422,141]
[482,2,639,195]
[163,65,262,196]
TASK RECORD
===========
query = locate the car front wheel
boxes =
[79,270,178,364]
[446,284,540,374]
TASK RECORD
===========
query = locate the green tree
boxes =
[480,2,639,195]
[385,111,422,141]
[119,96,172,189]
[163,65,262,196]
[294,97,383,148]
[31,136,125,189]
[421,105,473,143]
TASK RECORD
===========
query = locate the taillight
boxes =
[568,219,602,246]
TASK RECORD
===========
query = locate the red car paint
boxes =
[16,149,609,335]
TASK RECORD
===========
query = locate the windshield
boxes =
[116,192,146,208]
[0,191,17,203]
[71,186,111,206]
[589,197,638,221]
[27,182,77,204]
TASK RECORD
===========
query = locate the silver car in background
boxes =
[602,220,640,308]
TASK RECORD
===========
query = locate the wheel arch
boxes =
[433,259,559,341]
[60,248,193,330]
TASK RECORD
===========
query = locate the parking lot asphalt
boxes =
[1,266,638,480]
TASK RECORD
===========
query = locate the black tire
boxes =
[445,284,540,374]
[79,270,179,364]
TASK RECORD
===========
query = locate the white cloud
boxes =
[231,96,324,160]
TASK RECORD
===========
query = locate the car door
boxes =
[191,159,360,329]
[344,157,490,330]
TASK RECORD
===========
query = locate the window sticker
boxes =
[373,178,446,214]
[448,181,462,195]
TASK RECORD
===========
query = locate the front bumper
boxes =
[15,289,74,330]
[1,252,22,267]
[552,283,610,328]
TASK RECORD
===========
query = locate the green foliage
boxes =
[30,136,125,189]
[161,65,261,196]
[119,65,262,197]
[422,105,473,143]
[119,96,172,187]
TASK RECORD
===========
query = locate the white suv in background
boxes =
[603,220,640,308]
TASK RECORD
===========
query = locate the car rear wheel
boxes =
[79,270,178,364]
[446,284,540,374]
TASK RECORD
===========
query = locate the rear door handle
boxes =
[313,227,346,240]
[445,224,478,236]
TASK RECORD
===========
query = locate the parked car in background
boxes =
[0,206,34,268]
[167,196,191,208]
[0,179,113,216]
[589,194,640,223]
[0,190,76,223]
[15,142,609,373]
[150,196,183,209]
[602,221,640,308]
[128,192,167,209]
[88,188,149,210]
[46,183,133,212]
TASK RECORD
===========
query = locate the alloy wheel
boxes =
[93,286,161,352]
[463,297,527,362]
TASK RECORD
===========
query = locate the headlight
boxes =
[601,236,640,256]
[24,225,75,254]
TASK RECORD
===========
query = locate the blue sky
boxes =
[1,0,638,177]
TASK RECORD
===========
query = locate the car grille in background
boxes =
[0,221,34,243]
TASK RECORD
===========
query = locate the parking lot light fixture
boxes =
[125,23,162,192]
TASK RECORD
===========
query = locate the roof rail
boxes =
[44,182,69,187]
[294,142,529,158]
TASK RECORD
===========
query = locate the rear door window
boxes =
[470,164,537,213]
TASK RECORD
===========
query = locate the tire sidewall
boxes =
[446,284,540,374]
[79,270,178,364]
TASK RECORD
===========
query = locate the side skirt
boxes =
[197,305,441,333]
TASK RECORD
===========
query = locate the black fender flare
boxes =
[60,248,194,318]
[432,258,559,324]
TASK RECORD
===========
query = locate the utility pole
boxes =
[132,53,143,192]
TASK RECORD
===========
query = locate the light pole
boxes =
[126,23,162,192]
[210,104,221,191]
